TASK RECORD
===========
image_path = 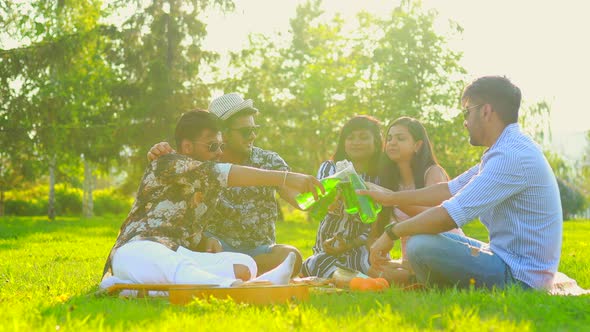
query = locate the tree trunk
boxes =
[48,155,56,221]
[83,157,94,218]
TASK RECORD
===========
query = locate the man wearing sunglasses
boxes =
[148,94,305,277]
[360,76,563,290]
[102,110,324,290]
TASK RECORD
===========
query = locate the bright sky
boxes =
[202,0,590,139]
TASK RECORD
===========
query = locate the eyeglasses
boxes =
[193,141,225,152]
[462,104,484,119]
[230,126,260,139]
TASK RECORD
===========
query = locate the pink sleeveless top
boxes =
[394,165,464,261]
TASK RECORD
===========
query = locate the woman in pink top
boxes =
[368,117,463,284]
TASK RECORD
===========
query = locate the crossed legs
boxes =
[406,233,521,289]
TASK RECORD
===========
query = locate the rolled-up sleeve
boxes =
[448,165,479,195]
[213,163,232,187]
[442,150,527,227]
[266,151,290,172]
[156,154,232,190]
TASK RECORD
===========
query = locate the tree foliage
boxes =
[1,0,587,217]
[222,0,475,176]
[1,1,115,219]
[1,0,234,215]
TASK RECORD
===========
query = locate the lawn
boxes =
[0,212,589,331]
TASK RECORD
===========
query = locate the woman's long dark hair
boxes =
[332,115,382,177]
[377,117,446,227]
[379,117,443,191]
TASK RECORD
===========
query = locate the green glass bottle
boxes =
[295,177,341,210]
[339,181,359,214]
[341,173,382,224]
[308,187,339,221]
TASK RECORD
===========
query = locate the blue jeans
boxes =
[204,232,272,257]
[406,232,530,289]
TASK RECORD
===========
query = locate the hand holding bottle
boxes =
[336,162,382,223]
[355,183,396,207]
[284,172,325,201]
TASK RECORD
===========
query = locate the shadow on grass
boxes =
[0,216,119,250]
[38,283,590,331]
[305,285,590,330]
[41,285,285,329]
[6,214,590,330]
[39,285,171,329]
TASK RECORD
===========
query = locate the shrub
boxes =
[54,185,83,215]
[93,188,133,216]
[4,185,51,216]
[4,199,46,216]
[3,184,132,216]
[556,177,587,220]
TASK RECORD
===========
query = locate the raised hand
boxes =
[147,142,175,161]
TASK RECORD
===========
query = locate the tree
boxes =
[577,131,590,215]
[0,150,37,216]
[556,177,586,220]
[1,1,122,220]
[520,100,588,219]
[1,0,235,217]
[109,0,234,188]
[520,100,552,146]
[223,0,470,175]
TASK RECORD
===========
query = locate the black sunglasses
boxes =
[230,126,260,139]
[193,141,225,152]
[462,104,484,120]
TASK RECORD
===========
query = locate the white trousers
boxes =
[102,240,257,289]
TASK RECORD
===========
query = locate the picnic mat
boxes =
[106,281,312,305]
[104,272,588,305]
[550,272,590,296]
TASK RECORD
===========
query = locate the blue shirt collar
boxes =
[488,123,520,152]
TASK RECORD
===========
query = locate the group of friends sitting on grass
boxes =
[99,76,563,292]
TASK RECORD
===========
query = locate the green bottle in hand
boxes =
[345,173,381,224]
[295,177,341,210]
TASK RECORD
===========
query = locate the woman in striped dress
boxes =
[301,116,382,278]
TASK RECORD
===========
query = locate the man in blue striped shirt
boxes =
[362,76,562,290]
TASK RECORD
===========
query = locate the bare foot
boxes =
[253,252,296,285]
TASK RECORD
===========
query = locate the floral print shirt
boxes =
[206,147,289,249]
[102,153,231,277]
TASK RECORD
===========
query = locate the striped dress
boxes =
[301,161,378,278]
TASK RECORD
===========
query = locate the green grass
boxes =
[1,213,589,331]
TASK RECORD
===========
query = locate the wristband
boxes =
[384,223,400,241]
